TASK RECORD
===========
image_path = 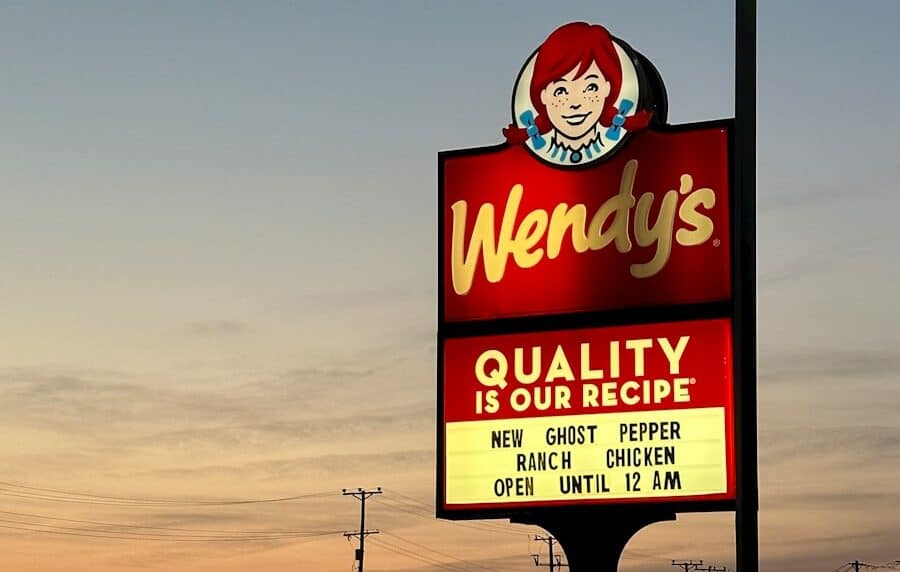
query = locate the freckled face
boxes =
[540,62,611,140]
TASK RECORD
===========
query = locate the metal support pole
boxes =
[734,0,759,571]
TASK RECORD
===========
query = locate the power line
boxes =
[0,481,534,551]
[0,481,331,506]
[381,530,493,572]
[0,522,340,543]
[0,516,332,540]
[0,509,337,536]
[374,495,534,537]
[369,538,461,571]
[379,489,536,532]
[844,561,900,571]
[372,537,470,572]
[379,488,432,508]
[0,514,340,541]
[367,536,470,572]
[378,489,518,527]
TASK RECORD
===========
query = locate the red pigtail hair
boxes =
[599,106,653,131]
[502,114,552,145]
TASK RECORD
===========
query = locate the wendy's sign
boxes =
[438,21,737,519]
[441,128,731,322]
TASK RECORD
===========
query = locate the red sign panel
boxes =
[441,318,735,511]
[441,126,732,323]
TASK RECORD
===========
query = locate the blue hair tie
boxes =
[605,99,634,141]
[519,110,546,150]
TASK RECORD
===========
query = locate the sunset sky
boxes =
[2,1,899,571]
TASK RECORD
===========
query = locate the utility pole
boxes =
[533,535,567,571]
[342,487,382,572]
[733,1,759,572]
[672,560,704,572]
[847,561,870,572]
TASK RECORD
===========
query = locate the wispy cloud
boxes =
[761,349,900,384]
[182,320,250,336]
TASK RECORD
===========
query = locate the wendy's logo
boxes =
[504,22,667,167]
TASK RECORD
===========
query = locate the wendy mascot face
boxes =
[506,22,667,167]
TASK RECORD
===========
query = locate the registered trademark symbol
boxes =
[690,378,697,384]
[712,239,721,247]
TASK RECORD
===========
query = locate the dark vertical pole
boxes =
[359,493,367,572]
[734,1,758,571]
[548,536,555,572]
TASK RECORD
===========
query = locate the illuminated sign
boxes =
[441,127,731,322]
[442,319,734,510]
[437,21,737,519]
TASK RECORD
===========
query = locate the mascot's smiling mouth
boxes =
[561,112,591,125]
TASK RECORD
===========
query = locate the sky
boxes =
[1,0,899,570]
